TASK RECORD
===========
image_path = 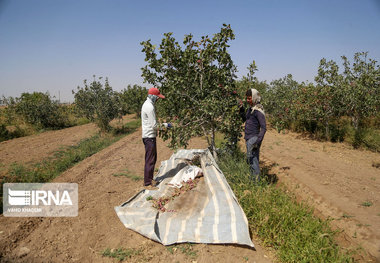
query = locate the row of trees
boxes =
[258,52,379,147]
[1,83,148,135]
[72,78,147,131]
[2,92,71,129]
[140,25,379,152]
[2,25,378,151]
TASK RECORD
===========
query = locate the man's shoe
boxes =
[144,184,158,190]
[151,180,159,187]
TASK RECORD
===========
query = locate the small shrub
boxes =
[0,124,9,141]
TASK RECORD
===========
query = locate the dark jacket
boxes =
[239,106,266,144]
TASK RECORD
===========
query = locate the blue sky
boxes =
[0,0,379,102]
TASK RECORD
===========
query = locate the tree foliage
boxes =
[262,51,379,147]
[141,24,242,156]
[265,74,299,132]
[73,76,120,132]
[339,52,379,128]
[236,60,268,98]
[119,85,147,117]
[3,92,68,129]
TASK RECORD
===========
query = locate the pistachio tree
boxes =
[265,74,299,132]
[141,24,242,157]
[119,84,147,117]
[73,76,120,132]
[3,92,68,129]
[315,52,380,142]
[314,58,346,138]
[340,52,380,129]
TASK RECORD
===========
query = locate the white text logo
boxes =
[8,188,73,206]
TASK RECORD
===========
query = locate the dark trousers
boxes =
[246,136,261,182]
[143,138,157,186]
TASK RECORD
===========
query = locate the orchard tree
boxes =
[292,82,320,131]
[314,58,345,139]
[265,74,299,132]
[244,60,259,87]
[4,92,67,129]
[315,52,380,141]
[119,85,147,117]
[141,24,241,157]
[236,60,268,97]
[73,76,120,132]
[236,61,269,120]
[340,52,380,129]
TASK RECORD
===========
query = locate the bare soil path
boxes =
[0,126,273,263]
[0,123,97,171]
[261,129,380,262]
[0,115,134,177]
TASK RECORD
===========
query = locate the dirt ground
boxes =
[260,130,380,262]
[0,124,273,263]
[0,115,135,174]
[0,121,379,262]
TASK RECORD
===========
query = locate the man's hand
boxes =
[163,123,173,129]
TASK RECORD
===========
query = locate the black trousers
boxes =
[143,138,157,186]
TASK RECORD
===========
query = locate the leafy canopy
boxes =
[119,85,147,117]
[141,24,242,155]
[73,76,120,132]
[3,92,68,129]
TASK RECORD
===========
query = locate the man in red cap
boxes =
[141,87,171,189]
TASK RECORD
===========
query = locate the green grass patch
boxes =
[113,169,142,181]
[218,151,355,262]
[346,126,380,152]
[360,201,373,207]
[166,243,198,259]
[0,119,140,213]
[111,118,141,135]
[3,134,123,183]
[177,243,198,259]
[342,214,354,219]
[101,247,141,261]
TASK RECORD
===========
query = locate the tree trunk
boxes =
[352,116,359,131]
[325,119,329,140]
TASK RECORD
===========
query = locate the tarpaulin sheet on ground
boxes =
[114,149,254,248]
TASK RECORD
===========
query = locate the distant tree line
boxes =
[237,52,380,151]
[1,25,379,152]
[0,82,148,141]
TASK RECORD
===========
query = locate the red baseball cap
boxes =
[148,87,165,99]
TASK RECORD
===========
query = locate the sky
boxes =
[0,0,379,103]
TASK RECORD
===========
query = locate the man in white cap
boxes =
[141,87,171,189]
[239,88,266,182]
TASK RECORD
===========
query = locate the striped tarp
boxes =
[114,149,254,247]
